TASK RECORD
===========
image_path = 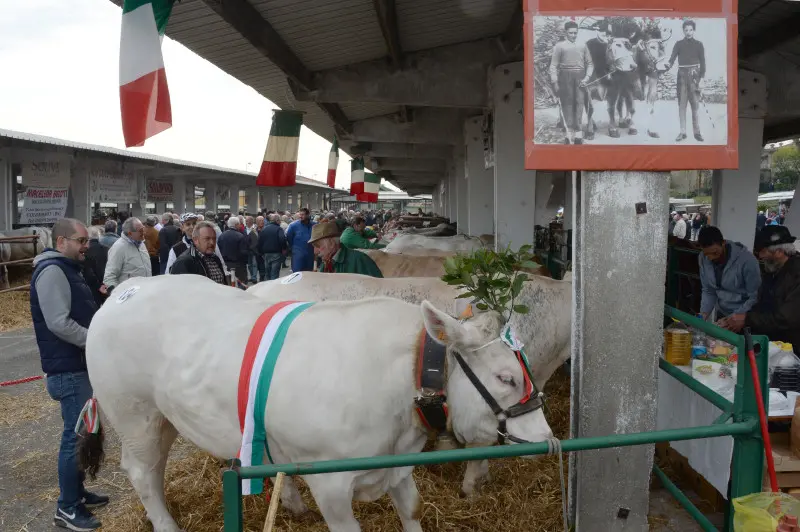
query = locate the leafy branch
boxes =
[441,245,539,322]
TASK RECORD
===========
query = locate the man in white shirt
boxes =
[672,213,687,239]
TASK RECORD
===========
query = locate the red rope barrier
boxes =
[0,375,43,387]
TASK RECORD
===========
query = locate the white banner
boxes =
[19,187,69,224]
[89,169,139,203]
[22,158,71,188]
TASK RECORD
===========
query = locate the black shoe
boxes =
[573,137,583,145]
[81,491,109,509]
[563,137,571,145]
[54,506,101,531]
[675,133,687,142]
[694,133,704,142]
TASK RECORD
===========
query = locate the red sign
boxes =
[524,0,738,170]
[147,180,173,201]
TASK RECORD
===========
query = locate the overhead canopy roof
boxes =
[110,0,800,191]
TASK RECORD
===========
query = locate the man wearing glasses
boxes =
[103,216,152,295]
[30,218,108,531]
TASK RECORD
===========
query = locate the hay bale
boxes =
[99,371,573,532]
[0,270,32,332]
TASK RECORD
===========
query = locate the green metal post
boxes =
[222,463,243,532]
[653,464,717,532]
[726,334,769,531]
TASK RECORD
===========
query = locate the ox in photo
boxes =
[532,16,728,145]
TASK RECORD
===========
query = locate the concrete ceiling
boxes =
[110,0,800,191]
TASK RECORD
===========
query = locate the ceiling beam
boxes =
[740,13,800,59]
[289,39,507,108]
[373,0,403,67]
[347,142,453,159]
[347,108,465,145]
[764,116,800,143]
[371,158,446,173]
[200,0,352,133]
[500,3,524,54]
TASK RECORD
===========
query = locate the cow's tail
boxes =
[75,397,105,479]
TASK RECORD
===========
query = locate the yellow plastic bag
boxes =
[733,492,800,531]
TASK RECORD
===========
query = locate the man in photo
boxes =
[549,21,593,144]
[663,19,706,142]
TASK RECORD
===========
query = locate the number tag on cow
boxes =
[501,324,524,351]
[280,272,302,285]
[115,286,139,304]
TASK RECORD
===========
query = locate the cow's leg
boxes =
[305,473,360,532]
[628,94,638,135]
[388,475,423,532]
[276,476,308,515]
[646,79,659,138]
[119,414,180,532]
[607,86,619,138]
[461,458,491,497]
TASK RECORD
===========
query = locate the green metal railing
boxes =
[221,306,769,531]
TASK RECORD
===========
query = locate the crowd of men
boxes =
[29,205,399,530]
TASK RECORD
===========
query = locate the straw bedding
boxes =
[98,371,573,532]
[0,270,32,332]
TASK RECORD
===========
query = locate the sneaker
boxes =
[54,506,101,531]
[81,491,110,509]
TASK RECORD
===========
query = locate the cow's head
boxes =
[421,301,553,450]
[637,28,671,71]
[606,37,638,73]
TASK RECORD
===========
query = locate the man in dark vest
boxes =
[30,218,108,531]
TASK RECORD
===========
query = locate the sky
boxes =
[0,0,386,191]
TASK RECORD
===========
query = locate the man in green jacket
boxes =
[308,223,383,278]
[340,216,385,250]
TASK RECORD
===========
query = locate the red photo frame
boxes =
[524,0,738,170]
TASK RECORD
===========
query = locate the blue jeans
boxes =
[46,371,93,511]
[248,255,259,283]
[263,252,283,280]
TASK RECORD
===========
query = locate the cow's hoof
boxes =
[609,129,620,138]
[619,118,631,128]
[628,127,638,135]
[648,130,660,138]
[585,132,595,140]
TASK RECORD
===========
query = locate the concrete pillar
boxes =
[464,117,494,236]
[569,171,669,530]
[262,188,275,211]
[455,145,469,233]
[534,172,557,228]
[172,176,186,213]
[448,168,457,224]
[243,186,257,213]
[564,172,575,231]
[712,119,764,250]
[186,183,196,212]
[68,165,90,225]
[230,183,240,214]
[204,181,218,213]
[155,202,167,214]
[0,154,12,230]
[786,178,800,238]
[131,202,145,217]
[493,62,535,250]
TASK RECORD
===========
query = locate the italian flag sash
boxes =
[237,301,314,495]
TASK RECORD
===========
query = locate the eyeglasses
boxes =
[65,237,89,245]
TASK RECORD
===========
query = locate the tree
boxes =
[771,145,800,191]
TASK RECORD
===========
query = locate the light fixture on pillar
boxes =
[327,136,339,188]
[257,110,303,187]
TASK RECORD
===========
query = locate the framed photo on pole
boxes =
[524,0,738,170]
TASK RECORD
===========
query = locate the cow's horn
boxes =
[659,28,672,42]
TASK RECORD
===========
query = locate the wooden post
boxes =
[262,471,285,532]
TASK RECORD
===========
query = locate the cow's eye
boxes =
[497,374,516,387]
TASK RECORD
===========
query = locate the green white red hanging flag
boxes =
[257,110,304,187]
[356,174,380,203]
[119,0,175,147]
[327,137,339,188]
[349,157,364,196]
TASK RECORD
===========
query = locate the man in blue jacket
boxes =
[258,214,287,280]
[30,218,107,531]
[697,226,762,321]
[285,208,316,272]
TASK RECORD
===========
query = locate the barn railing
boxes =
[220,306,767,532]
[0,234,39,294]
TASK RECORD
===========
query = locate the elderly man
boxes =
[258,213,287,280]
[286,207,316,272]
[308,223,383,277]
[143,215,160,276]
[340,215,386,250]
[99,220,119,248]
[165,213,228,274]
[672,213,687,239]
[697,226,761,321]
[82,226,109,307]
[103,217,151,294]
[30,218,107,531]
[217,216,249,283]
[170,221,228,284]
[720,226,799,346]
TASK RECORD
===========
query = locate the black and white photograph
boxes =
[532,16,728,146]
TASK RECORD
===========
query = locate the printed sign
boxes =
[280,272,303,284]
[89,170,139,203]
[147,180,173,201]
[21,159,71,188]
[524,0,738,170]
[19,187,69,224]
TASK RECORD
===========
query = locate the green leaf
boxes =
[519,261,539,270]
[476,303,489,311]
[513,304,529,314]
[456,292,473,299]
[511,275,524,298]
[461,271,472,285]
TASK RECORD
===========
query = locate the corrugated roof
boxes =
[0,128,331,190]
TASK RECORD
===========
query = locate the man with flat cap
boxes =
[307,223,383,278]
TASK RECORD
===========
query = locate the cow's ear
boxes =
[421,300,464,346]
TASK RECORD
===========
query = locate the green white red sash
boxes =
[237,301,314,495]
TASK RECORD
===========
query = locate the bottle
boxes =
[664,321,692,366]
[692,317,708,359]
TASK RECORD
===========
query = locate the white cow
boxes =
[0,226,52,261]
[0,240,9,289]
[86,275,552,532]
[249,272,572,497]
[383,233,485,254]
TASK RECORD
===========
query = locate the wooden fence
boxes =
[0,235,39,294]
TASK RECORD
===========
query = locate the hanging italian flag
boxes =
[326,137,339,188]
[356,174,380,203]
[349,157,364,196]
[257,110,304,187]
[119,0,175,148]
